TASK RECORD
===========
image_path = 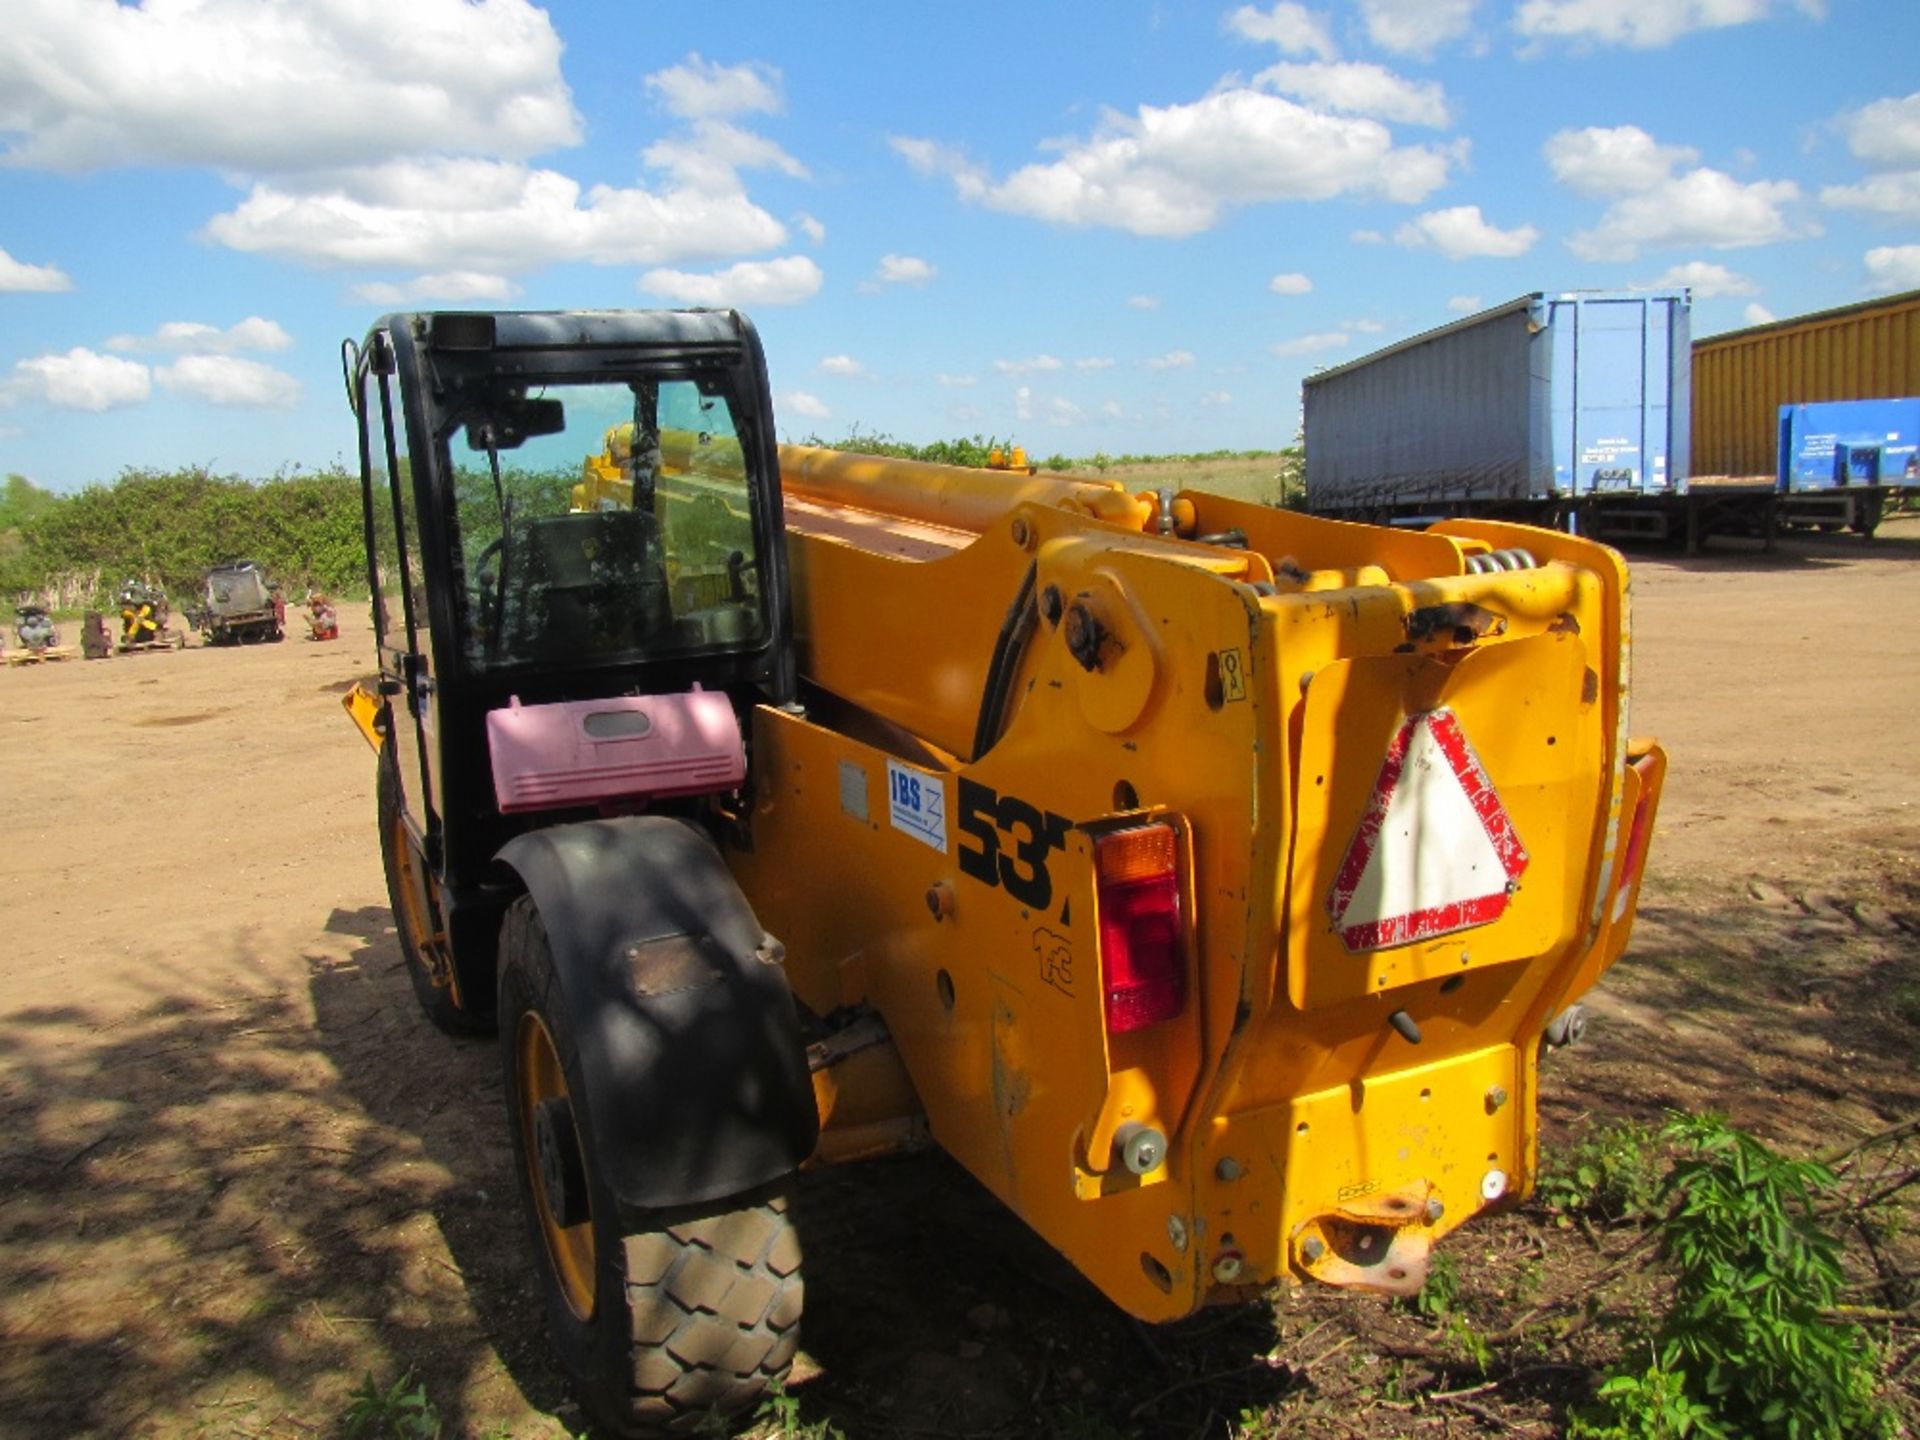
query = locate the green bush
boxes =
[1538,1117,1666,1223]
[5,465,368,609]
[1570,1115,1896,1440]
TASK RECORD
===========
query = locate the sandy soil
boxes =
[1,520,1915,1439]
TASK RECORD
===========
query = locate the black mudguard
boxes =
[495,816,819,1219]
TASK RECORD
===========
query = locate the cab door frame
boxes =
[354,329,441,863]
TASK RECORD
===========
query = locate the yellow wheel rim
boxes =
[386,804,460,1005]
[516,1010,596,1321]
[386,807,433,952]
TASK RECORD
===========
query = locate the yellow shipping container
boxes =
[1692,289,1920,481]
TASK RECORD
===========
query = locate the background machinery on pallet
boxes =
[195,559,286,645]
[116,579,186,653]
[343,309,1666,1438]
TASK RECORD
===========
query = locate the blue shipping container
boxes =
[1776,397,1920,490]
[1303,290,1691,512]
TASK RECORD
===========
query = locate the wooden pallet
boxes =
[5,646,78,667]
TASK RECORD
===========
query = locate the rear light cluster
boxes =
[1096,823,1186,1033]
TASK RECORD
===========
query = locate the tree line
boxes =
[1,467,368,613]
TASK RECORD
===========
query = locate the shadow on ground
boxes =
[1,867,1912,1439]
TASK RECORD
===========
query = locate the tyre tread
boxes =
[619,1193,801,1430]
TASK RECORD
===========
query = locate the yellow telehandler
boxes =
[342,310,1664,1436]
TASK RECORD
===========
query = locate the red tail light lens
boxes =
[1097,824,1185,1034]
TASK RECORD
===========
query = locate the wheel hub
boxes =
[532,1095,590,1229]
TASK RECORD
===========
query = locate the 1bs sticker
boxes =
[886,759,948,853]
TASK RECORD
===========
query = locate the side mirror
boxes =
[467,397,565,451]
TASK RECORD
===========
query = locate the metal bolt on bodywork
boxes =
[1543,1004,1588,1049]
[1485,1084,1509,1112]
[1212,1249,1244,1283]
[1425,1197,1445,1224]
[924,882,954,921]
[1011,516,1031,547]
[1214,1156,1244,1182]
[1300,1236,1326,1264]
[1115,1123,1167,1175]
[1167,1215,1189,1252]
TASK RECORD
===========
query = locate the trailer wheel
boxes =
[499,895,803,1437]
[378,747,489,1035]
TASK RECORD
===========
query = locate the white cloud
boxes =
[1200,390,1233,407]
[781,390,830,420]
[936,372,977,387]
[1638,261,1757,297]
[1226,3,1338,59]
[874,254,936,286]
[0,0,579,173]
[1743,302,1777,325]
[1514,0,1815,51]
[795,212,827,245]
[643,119,807,191]
[155,355,299,408]
[1253,62,1452,127]
[639,256,823,307]
[105,316,293,354]
[351,272,519,305]
[1447,294,1482,312]
[1545,126,1698,196]
[1838,93,1920,170]
[1075,357,1116,370]
[818,354,868,377]
[1395,205,1538,258]
[1269,272,1313,295]
[1546,125,1810,262]
[1345,318,1386,333]
[1012,387,1085,427]
[1351,228,1387,243]
[207,158,789,272]
[10,348,151,410]
[1359,0,1480,57]
[1272,331,1350,357]
[1866,244,1920,291]
[994,355,1064,376]
[0,248,74,292]
[892,89,1459,238]
[644,54,783,120]
[1127,295,1162,310]
[1568,170,1806,261]
[1146,350,1197,370]
[1821,172,1920,222]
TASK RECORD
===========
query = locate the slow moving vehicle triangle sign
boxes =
[1327,708,1528,952]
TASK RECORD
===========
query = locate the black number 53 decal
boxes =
[957,778,1071,910]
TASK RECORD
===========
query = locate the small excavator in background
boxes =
[343,310,1665,1437]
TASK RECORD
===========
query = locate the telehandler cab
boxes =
[343,309,1666,1437]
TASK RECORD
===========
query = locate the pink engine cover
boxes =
[486,688,746,814]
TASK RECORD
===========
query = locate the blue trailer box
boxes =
[1776,398,1920,491]
[1303,290,1691,514]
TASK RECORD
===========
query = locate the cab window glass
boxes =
[452,377,766,669]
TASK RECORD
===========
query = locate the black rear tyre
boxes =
[378,743,490,1035]
[498,895,803,1436]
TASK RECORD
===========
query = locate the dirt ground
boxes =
[1,520,1916,1439]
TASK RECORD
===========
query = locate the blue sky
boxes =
[2,0,1917,492]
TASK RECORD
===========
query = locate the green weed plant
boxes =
[1571,1115,1895,1440]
